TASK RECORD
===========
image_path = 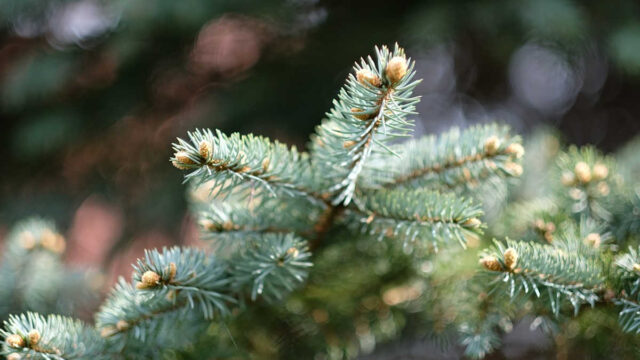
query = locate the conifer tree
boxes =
[2,44,640,359]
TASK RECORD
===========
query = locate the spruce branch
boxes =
[614,248,640,333]
[96,279,215,357]
[97,279,189,341]
[198,196,328,248]
[555,146,617,222]
[383,124,523,191]
[609,189,640,243]
[492,197,566,243]
[1,312,107,360]
[342,188,484,251]
[0,218,91,320]
[3,218,66,257]
[617,299,640,334]
[615,246,640,286]
[171,129,328,204]
[230,233,312,302]
[552,218,609,254]
[0,219,65,315]
[459,315,502,360]
[310,44,421,205]
[97,247,233,346]
[95,240,312,353]
[132,247,234,319]
[480,239,605,316]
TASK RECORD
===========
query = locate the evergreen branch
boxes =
[609,189,640,243]
[617,298,640,334]
[1,312,107,360]
[613,247,640,334]
[382,124,524,191]
[96,279,191,342]
[3,218,66,258]
[171,129,328,204]
[96,248,233,354]
[310,44,421,205]
[552,219,609,255]
[96,279,211,356]
[198,196,328,248]
[96,239,312,353]
[492,197,564,241]
[459,315,502,360]
[230,233,312,302]
[132,247,235,319]
[615,246,640,289]
[120,311,210,360]
[0,218,91,320]
[555,145,616,222]
[0,218,65,315]
[480,239,605,316]
[343,188,484,251]
[97,247,233,344]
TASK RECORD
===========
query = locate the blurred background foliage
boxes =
[1,0,640,358]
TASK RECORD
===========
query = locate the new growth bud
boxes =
[484,136,501,155]
[592,163,608,181]
[137,270,161,289]
[574,162,592,183]
[505,143,525,159]
[561,171,576,186]
[463,217,482,228]
[41,229,65,254]
[505,162,523,177]
[385,56,407,84]
[173,151,196,169]
[480,255,503,272]
[199,219,216,231]
[597,181,610,196]
[583,233,601,248]
[199,140,212,160]
[27,330,40,346]
[168,262,177,281]
[19,231,35,250]
[286,247,299,258]
[6,334,25,348]
[356,68,381,87]
[116,320,130,331]
[503,248,518,271]
[176,151,195,165]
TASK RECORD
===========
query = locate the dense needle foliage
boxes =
[2,44,640,359]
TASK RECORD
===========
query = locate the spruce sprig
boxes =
[310,44,421,205]
[384,124,524,191]
[1,312,108,360]
[199,196,327,247]
[132,247,234,319]
[230,233,312,302]
[343,188,484,250]
[480,238,605,316]
[171,129,328,204]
